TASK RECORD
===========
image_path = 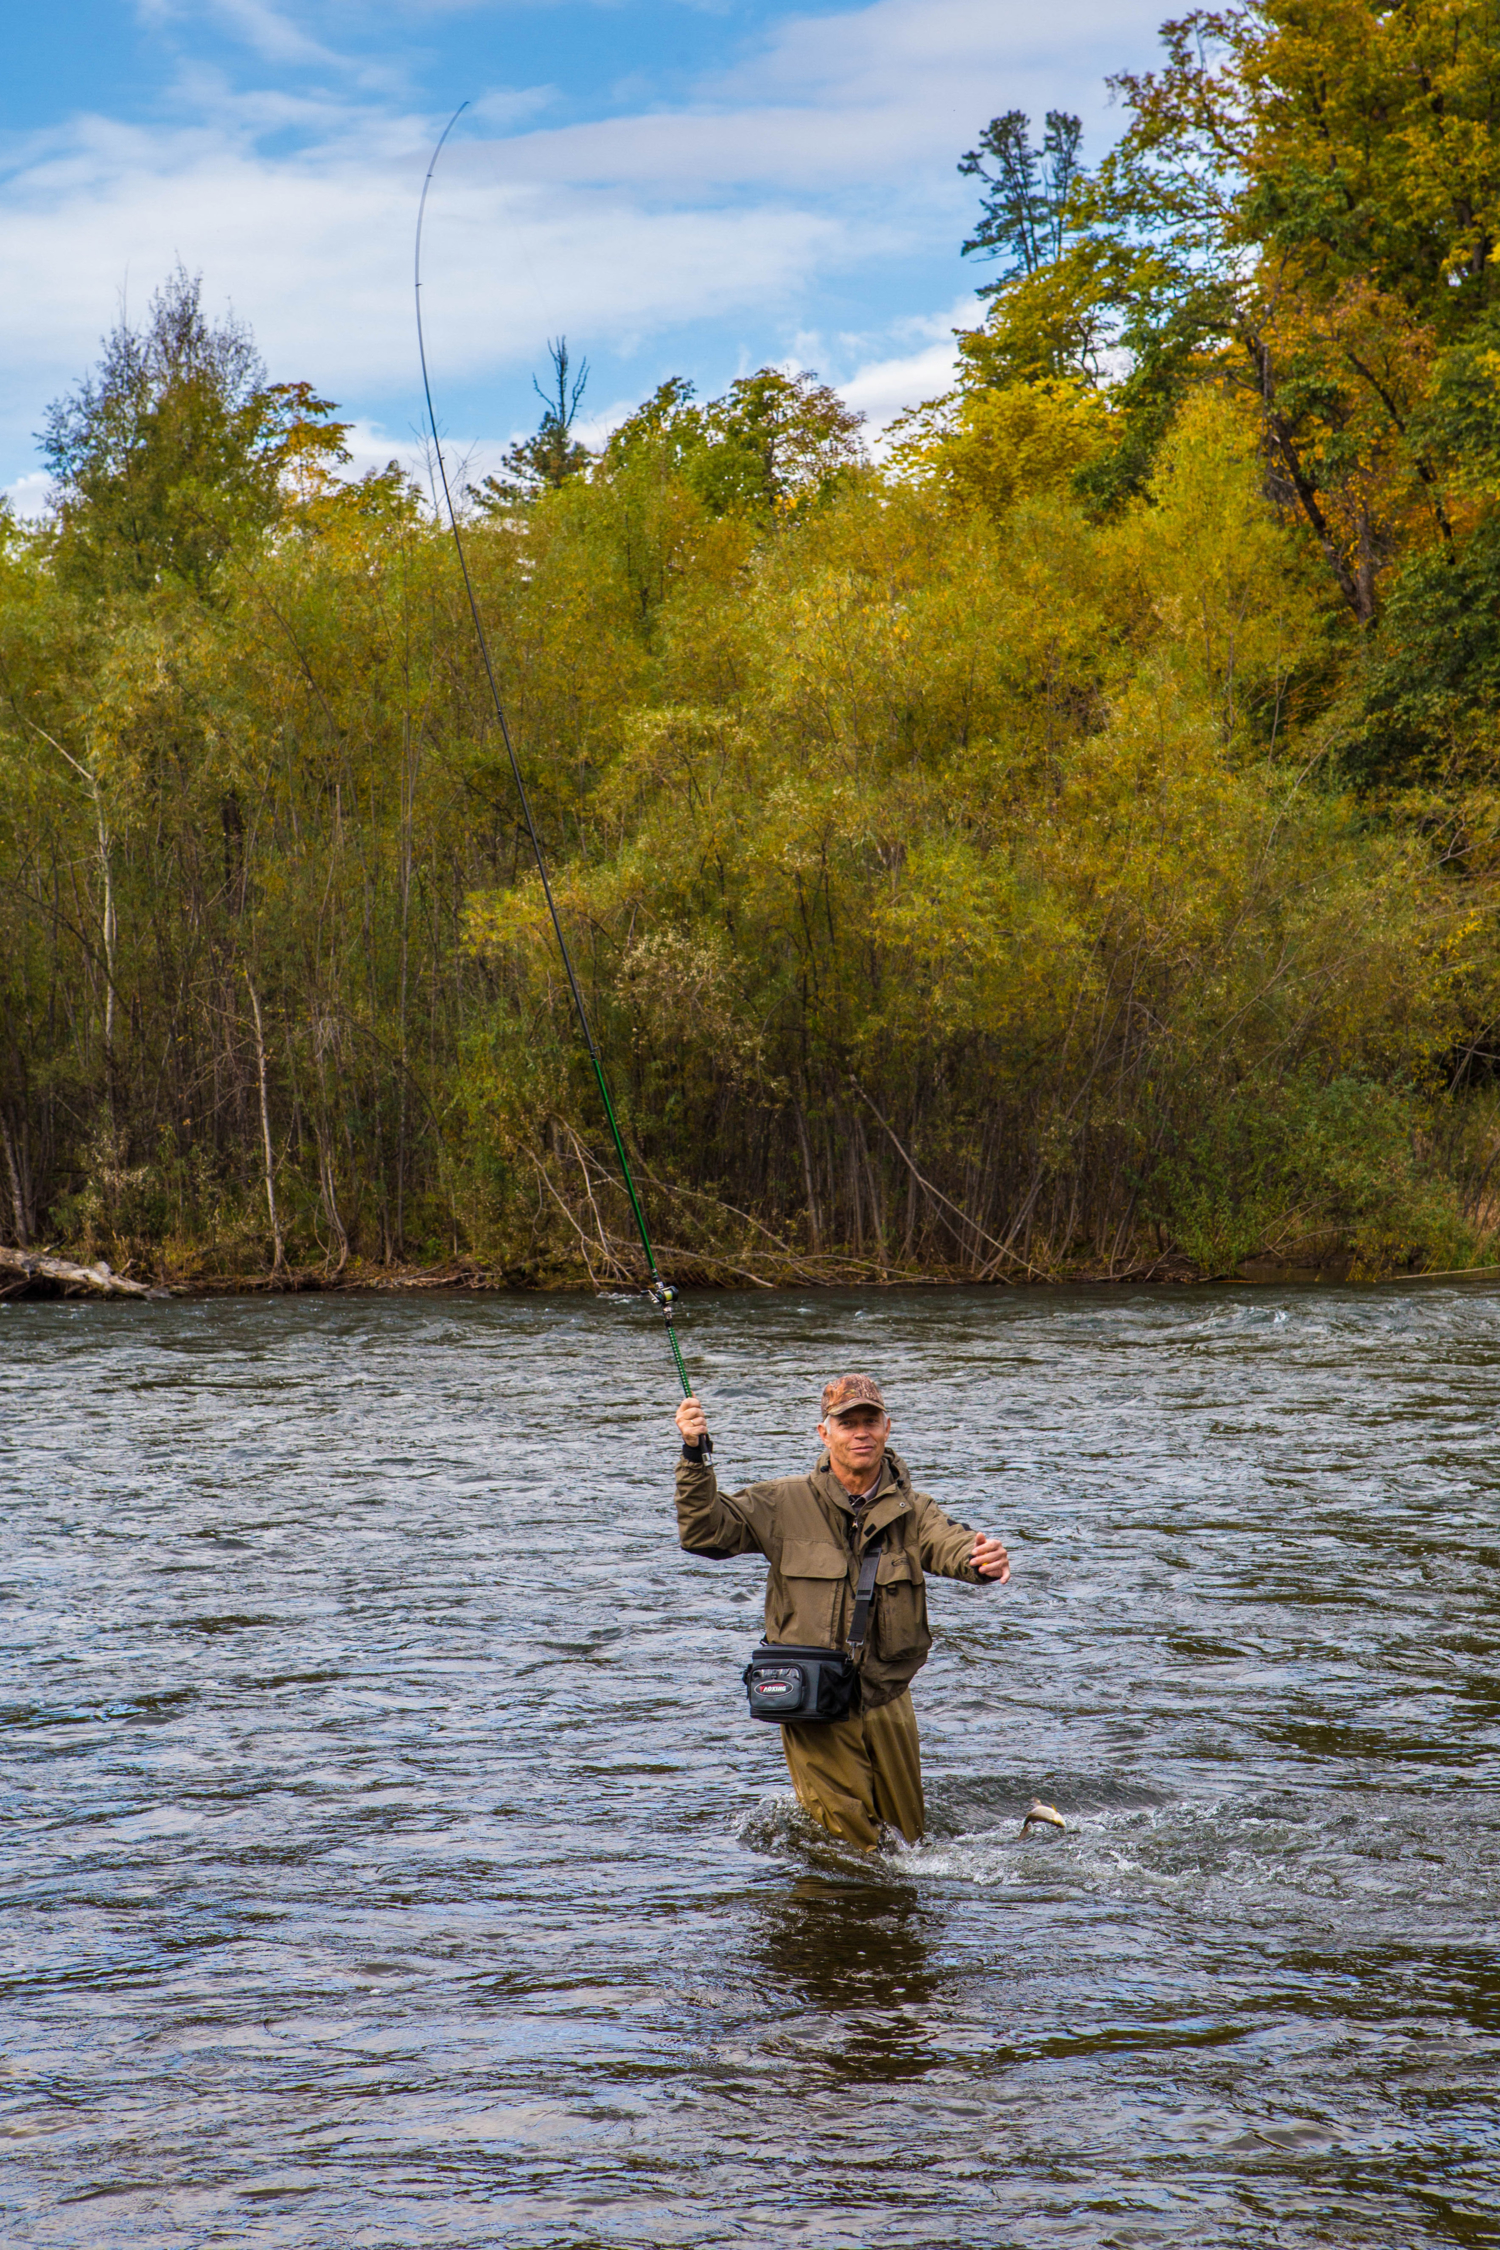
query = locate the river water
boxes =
[1,1286,1497,2247]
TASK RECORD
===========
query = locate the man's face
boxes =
[818,1402,890,1484]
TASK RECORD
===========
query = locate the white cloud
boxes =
[138,0,404,86]
[840,341,963,444]
[4,471,51,521]
[832,303,976,447]
[179,0,342,71]
[728,0,1138,104]
[459,0,1143,199]
[0,114,852,404]
[776,297,972,441]
[1,0,1163,483]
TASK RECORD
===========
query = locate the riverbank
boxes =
[10,1238,1500,1299]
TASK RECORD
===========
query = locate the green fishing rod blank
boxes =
[415,106,704,1437]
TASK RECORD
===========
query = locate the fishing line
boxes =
[415,103,705,1434]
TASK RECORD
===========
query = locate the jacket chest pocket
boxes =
[775,1540,848,1649]
[873,1545,929,1662]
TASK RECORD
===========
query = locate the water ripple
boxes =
[1,1286,1498,2247]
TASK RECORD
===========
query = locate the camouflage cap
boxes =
[820,1373,887,1422]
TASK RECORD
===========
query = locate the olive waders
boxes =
[779,1687,926,1849]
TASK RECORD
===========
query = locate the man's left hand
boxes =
[970,1534,1010,1583]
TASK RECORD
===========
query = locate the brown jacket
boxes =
[674,1447,986,1712]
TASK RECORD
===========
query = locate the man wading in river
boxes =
[673,1375,1011,1849]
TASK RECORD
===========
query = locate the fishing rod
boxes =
[415,104,706,1444]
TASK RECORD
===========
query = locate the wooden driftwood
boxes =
[0,1246,171,1300]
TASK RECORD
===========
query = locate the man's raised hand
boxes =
[676,1394,709,1446]
[971,1533,1010,1583]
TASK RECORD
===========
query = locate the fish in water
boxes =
[1021,1799,1065,1835]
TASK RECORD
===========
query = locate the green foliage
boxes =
[42,266,349,598]
[1144,1072,1472,1275]
[1343,312,1500,793]
[959,110,1087,292]
[888,378,1113,518]
[1349,521,1500,789]
[937,0,1500,890]
[5,218,1500,1287]
[470,337,592,511]
[946,5,1500,603]
[603,369,865,520]
[459,404,1490,1282]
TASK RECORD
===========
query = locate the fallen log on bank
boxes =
[0,1246,172,1300]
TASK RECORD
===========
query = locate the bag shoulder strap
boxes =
[847,1530,884,1657]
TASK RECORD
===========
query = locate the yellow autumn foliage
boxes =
[4,334,1498,1283]
[888,379,1112,517]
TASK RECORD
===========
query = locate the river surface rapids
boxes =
[2,1287,1498,2246]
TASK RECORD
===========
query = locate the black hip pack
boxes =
[743,1533,882,1725]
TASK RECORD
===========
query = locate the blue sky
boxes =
[2,0,1168,508]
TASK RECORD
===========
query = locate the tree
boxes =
[959,109,1087,291]
[599,366,865,520]
[691,369,865,516]
[600,377,707,476]
[1079,1,1500,614]
[41,265,348,598]
[890,111,1119,509]
[471,338,592,511]
[935,8,1500,593]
